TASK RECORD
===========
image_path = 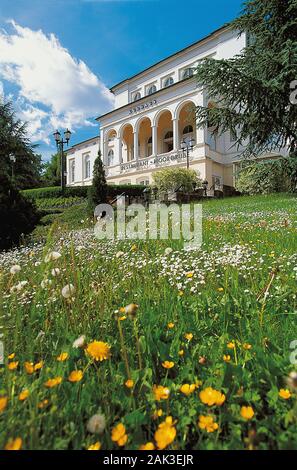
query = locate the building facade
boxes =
[67,26,275,189]
[66,136,99,186]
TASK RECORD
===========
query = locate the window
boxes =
[147,84,157,96]
[133,92,141,102]
[182,67,194,80]
[108,149,114,166]
[85,155,91,179]
[183,125,193,134]
[163,76,174,88]
[70,160,75,183]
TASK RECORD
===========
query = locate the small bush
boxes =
[235,156,297,195]
[152,168,201,193]
[0,174,41,250]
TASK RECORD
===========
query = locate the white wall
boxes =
[66,138,100,186]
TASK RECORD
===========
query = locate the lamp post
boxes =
[53,129,71,193]
[180,137,195,169]
[9,153,16,180]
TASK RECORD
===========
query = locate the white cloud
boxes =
[0,20,114,144]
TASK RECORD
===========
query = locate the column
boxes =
[173,118,179,151]
[102,140,108,166]
[116,136,122,164]
[152,125,158,156]
[133,131,139,163]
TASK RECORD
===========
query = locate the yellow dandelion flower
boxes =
[8,353,15,360]
[184,333,193,341]
[243,343,252,350]
[34,361,44,371]
[198,415,218,433]
[240,406,254,420]
[68,370,83,383]
[24,362,34,374]
[154,416,176,450]
[279,388,291,399]
[180,383,196,396]
[152,409,163,419]
[162,361,174,369]
[44,376,62,388]
[223,354,231,362]
[167,322,175,329]
[125,379,134,389]
[153,385,170,401]
[38,399,49,409]
[5,437,22,451]
[57,352,69,362]
[86,341,110,361]
[111,423,128,447]
[199,387,226,406]
[0,396,8,413]
[178,349,184,356]
[186,272,194,278]
[8,361,18,371]
[217,287,224,292]
[139,442,155,450]
[227,342,235,349]
[18,390,29,401]
[87,441,101,450]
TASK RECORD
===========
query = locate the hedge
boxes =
[22,184,148,200]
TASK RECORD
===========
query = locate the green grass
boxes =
[0,193,297,450]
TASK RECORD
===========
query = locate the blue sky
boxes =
[0,0,242,160]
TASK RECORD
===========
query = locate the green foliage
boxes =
[152,167,201,193]
[0,173,41,249]
[88,150,107,209]
[195,0,297,156]
[0,100,42,189]
[22,186,89,199]
[236,156,297,194]
[41,153,61,187]
[35,196,84,210]
[107,184,147,198]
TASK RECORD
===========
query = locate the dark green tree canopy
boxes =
[88,150,108,209]
[0,100,42,188]
[195,0,297,156]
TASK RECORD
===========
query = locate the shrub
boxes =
[235,157,297,195]
[22,186,89,200]
[88,151,108,209]
[152,168,201,193]
[0,174,41,250]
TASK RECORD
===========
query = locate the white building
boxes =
[66,136,99,186]
[66,25,282,189]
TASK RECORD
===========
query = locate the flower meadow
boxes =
[0,193,297,450]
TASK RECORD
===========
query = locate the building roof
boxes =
[65,135,99,153]
[110,23,230,93]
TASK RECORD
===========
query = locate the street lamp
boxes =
[53,128,71,193]
[9,153,16,179]
[180,137,195,169]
